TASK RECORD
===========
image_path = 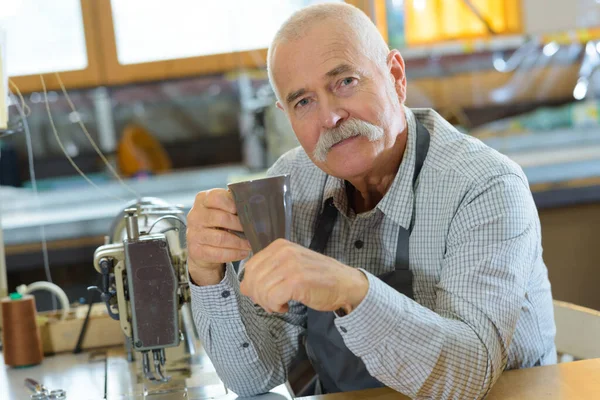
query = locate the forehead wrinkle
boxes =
[276,33,371,102]
[320,44,365,71]
[318,52,359,72]
[321,39,358,57]
[321,55,371,81]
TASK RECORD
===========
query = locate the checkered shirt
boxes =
[190,106,557,399]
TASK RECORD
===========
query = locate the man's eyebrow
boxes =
[284,64,356,105]
[286,88,306,105]
[325,63,354,78]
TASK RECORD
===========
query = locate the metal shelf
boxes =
[400,28,600,60]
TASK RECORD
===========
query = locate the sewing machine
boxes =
[91,197,191,382]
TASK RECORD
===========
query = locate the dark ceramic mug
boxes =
[227,174,292,254]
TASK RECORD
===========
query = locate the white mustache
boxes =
[312,119,384,162]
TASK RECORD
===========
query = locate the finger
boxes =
[264,278,295,313]
[256,271,290,312]
[241,257,277,302]
[191,227,251,251]
[203,208,244,231]
[274,303,289,313]
[202,189,237,214]
[243,238,291,278]
[189,242,250,264]
[242,251,282,295]
[242,251,296,313]
[240,240,299,305]
[255,240,300,281]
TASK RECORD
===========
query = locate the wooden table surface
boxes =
[1,343,292,399]
[3,345,599,399]
[298,358,600,400]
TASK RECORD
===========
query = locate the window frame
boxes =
[93,0,377,86]
[8,0,103,93]
[7,0,524,94]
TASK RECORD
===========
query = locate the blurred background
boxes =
[0,0,599,313]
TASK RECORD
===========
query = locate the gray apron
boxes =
[304,120,431,394]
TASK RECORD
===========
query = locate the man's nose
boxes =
[319,97,348,129]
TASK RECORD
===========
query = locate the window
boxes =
[2,0,101,93]
[0,0,88,76]
[2,0,383,91]
[386,0,522,46]
[95,0,345,85]
[110,0,343,65]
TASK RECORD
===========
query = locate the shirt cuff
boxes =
[333,269,409,357]
[189,262,241,319]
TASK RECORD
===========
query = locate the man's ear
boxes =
[276,101,284,111]
[387,49,407,103]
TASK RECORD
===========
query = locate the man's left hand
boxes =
[240,239,369,314]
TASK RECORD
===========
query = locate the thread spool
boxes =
[1,293,44,367]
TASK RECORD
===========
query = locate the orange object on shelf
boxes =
[117,124,172,177]
[404,0,522,45]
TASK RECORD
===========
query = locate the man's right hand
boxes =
[187,189,252,286]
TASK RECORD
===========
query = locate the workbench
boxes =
[0,343,292,400]
[3,346,600,400]
[297,358,600,399]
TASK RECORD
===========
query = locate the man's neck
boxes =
[348,126,408,214]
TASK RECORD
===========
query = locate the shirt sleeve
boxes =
[190,153,306,397]
[333,173,541,399]
[190,262,307,397]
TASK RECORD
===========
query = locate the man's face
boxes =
[272,22,407,179]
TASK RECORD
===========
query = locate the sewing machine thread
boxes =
[1,294,44,367]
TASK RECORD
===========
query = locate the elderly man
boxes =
[186,3,556,399]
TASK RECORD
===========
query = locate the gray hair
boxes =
[267,3,390,101]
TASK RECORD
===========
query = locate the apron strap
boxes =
[309,197,338,254]
[412,120,430,187]
[396,119,431,271]
[395,228,410,271]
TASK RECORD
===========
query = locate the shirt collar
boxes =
[323,171,350,217]
[377,105,417,229]
[321,105,418,227]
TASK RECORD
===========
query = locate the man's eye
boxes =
[341,77,355,86]
[296,98,310,108]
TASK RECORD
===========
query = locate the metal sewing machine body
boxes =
[92,198,190,382]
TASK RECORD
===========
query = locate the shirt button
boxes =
[354,240,364,249]
[340,326,348,333]
[242,342,250,348]
[221,290,230,298]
